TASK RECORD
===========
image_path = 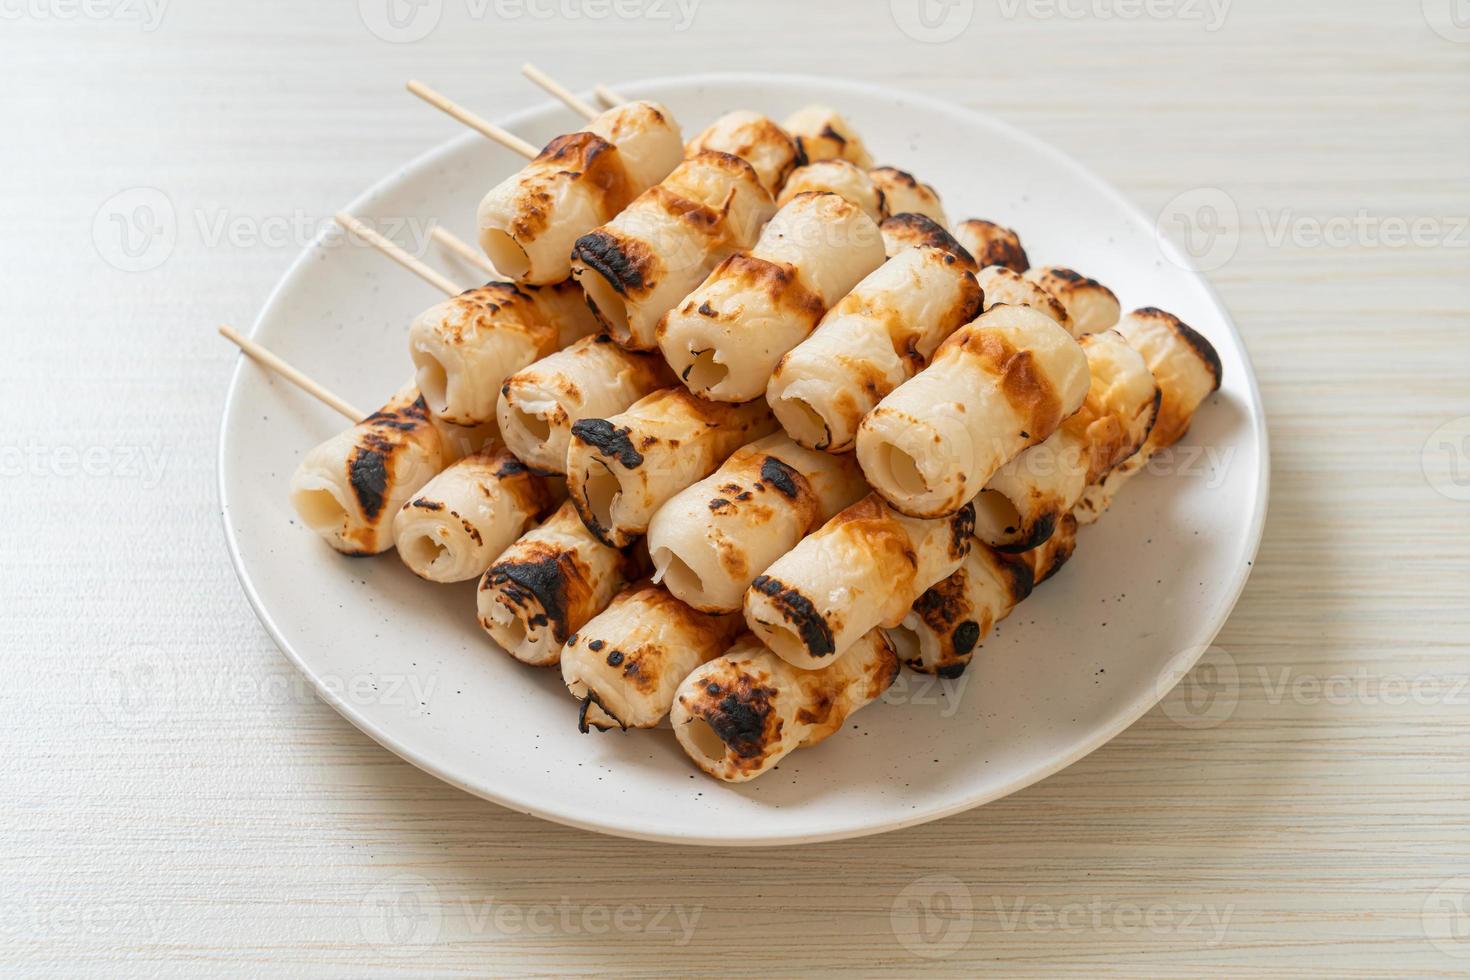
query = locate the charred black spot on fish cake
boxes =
[347,436,392,521]
[587,639,604,652]
[696,302,717,318]
[409,499,444,511]
[750,576,834,658]
[997,552,1037,603]
[571,418,644,469]
[759,457,801,499]
[606,650,624,666]
[495,456,530,479]
[707,687,776,759]
[949,503,976,557]
[997,510,1056,554]
[952,621,981,657]
[487,555,572,642]
[572,230,643,296]
[709,497,733,512]
[936,662,968,680]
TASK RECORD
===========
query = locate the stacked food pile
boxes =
[286,85,1222,784]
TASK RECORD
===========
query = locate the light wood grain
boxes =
[1,0,1467,975]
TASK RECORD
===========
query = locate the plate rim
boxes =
[218,70,1271,847]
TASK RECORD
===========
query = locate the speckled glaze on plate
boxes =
[219,73,1268,846]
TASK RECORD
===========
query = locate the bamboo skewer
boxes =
[218,325,365,422]
[594,84,627,109]
[430,226,498,278]
[521,63,598,121]
[406,80,539,160]
[334,211,465,297]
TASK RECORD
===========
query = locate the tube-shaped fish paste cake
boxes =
[954,219,1029,272]
[567,388,778,548]
[393,446,561,583]
[766,244,983,452]
[685,110,802,195]
[477,101,683,284]
[881,214,977,272]
[658,192,886,403]
[1025,267,1120,337]
[671,631,898,783]
[783,105,873,168]
[409,280,601,426]
[571,151,776,352]
[476,501,637,667]
[777,160,885,224]
[497,334,675,474]
[561,583,743,731]
[972,330,1159,551]
[289,386,444,556]
[744,494,975,670]
[977,266,1072,333]
[891,514,1078,677]
[646,433,869,614]
[856,305,1091,519]
[1075,308,1223,523]
[868,167,947,227]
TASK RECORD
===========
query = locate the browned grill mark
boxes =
[962,219,1030,272]
[572,230,647,296]
[966,331,1064,446]
[571,418,644,469]
[749,576,836,658]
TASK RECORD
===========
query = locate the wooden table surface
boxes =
[3,0,1467,975]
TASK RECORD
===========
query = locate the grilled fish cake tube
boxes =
[766,243,983,452]
[567,388,778,547]
[891,513,1078,677]
[393,447,562,583]
[671,631,898,784]
[497,335,674,474]
[289,386,444,556]
[477,501,638,667]
[477,100,684,285]
[744,494,975,670]
[1075,307,1223,522]
[868,166,947,227]
[658,192,886,403]
[856,305,1090,519]
[972,330,1159,551]
[1025,267,1121,337]
[571,151,776,351]
[782,105,874,168]
[881,214,977,271]
[645,433,869,614]
[976,266,1073,333]
[409,280,601,426]
[954,219,1029,272]
[685,110,803,195]
[561,583,743,731]
[777,160,885,224]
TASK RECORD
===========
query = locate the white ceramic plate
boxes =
[220,73,1268,846]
